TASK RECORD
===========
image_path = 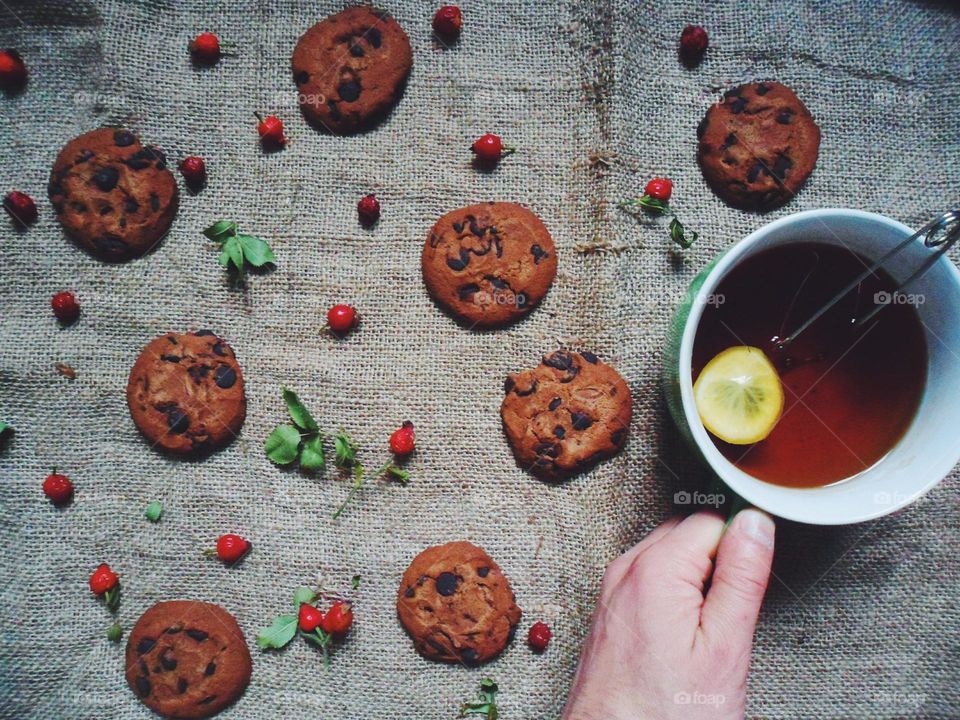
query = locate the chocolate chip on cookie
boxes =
[126,331,246,455]
[501,350,632,479]
[48,128,178,261]
[292,6,412,134]
[697,82,820,210]
[126,601,251,719]
[397,541,521,666]
[422,202,558,328]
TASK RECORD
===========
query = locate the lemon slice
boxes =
[693,345,784,445]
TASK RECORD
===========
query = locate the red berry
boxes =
[433,6,463,37]
[179,156,206,188]
[3,190,37,225]
[190,32,221,64]
[298,603,324,632]
[43,472,74,505]
[357,194,381,225]
[215,533,251,564]
[644,178,673,203]
[51,291,80,324]
[389,420,415,456]
[471,133,509,163]
[89,563,119,596]
[256,113,286,147]
[327,304,357,334]
[679,25,709,66]
[0,49,27,91]
[528,621,552,652]
[320,601,353,636]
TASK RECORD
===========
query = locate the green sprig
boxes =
[203,220,275,279]
[669,217,699,249]
[461,679,500,719]
[264,388,325,472]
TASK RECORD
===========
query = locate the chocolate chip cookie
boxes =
[422,202,558,328]
[397,541,521,666]
[292,6,412,134]
[48,128,178,261]
[501,350,632,479]
[126,331,246,455]
[126,600,252,719]
[697,82,820,210]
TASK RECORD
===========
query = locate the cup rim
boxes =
[678,208,960,524]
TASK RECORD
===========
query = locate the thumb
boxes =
[700,509,775,651]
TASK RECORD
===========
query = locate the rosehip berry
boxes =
[327,304,358,334]
[255,113,286,147]
[298,603,324,632]
[3,190,37,225]
[43,471,74,505]
[528,621,552,652]
[433,6,463,38]
[51,291,80,324]
[320,601,353,636]
[389,420,415,456]
[89,563,119,596]
[471,133,514,164]
[679,25,709,66]
[0,49,27,91]
[357,194,380,225]
[215,533,251,564]
[189,32,222,64]
[644,178,673,203]
[179,156,206,189]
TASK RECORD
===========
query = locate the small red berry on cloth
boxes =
[679,25,709,66]
[320,601,353,636]
[89,563,119,595]
[189,32,236,64]
[644,177,673,203]
[3,190,37,225]
[357,194,380,226]
[389,421,416,456]
[51,291,80,324]
[215,533,251,564]
[43,471,73,505]
[433,6,463,38]
[471,133,515,164]
[255,113,286,148]
[178,156,206,190]
[327,304,358,335]
[528,621,552,652]
[0,49,27,91]
[298,603,324,632]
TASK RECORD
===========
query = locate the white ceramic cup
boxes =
[663,209,960,524]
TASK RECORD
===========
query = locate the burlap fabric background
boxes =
[1,0,958,718]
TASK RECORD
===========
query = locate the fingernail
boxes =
[735,509,775,550]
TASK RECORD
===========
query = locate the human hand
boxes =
[562,510,775,720]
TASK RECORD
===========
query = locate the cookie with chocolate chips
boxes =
[126,600,252,719]
[292,6,412,134]
[422,202,558,328]
[48,128,178,261]
[697,82,820,210]
[397,541,521,666]
[501,350,632,479]
[126,331,246,455]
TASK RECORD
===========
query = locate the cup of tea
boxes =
[663,208,960,524]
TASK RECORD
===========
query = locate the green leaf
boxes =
[223,236,244,273]
[351,574,361,590]
[237,234,276,267]
[203,220,237,243]
[669,217,699,249]
[385,465,410,484]
[334,430,357,467]
[106,622,123,642]
[218,248,232,268]
[292,586,316,607]
[0,422,10,436]
[256,614,298,650]
[264,424,302,465]
[282,388,319,431]
[300,434,325,472]
[618,196,670,216]
[144,501,162,522]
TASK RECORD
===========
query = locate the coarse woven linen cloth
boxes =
[0,0,958,718]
